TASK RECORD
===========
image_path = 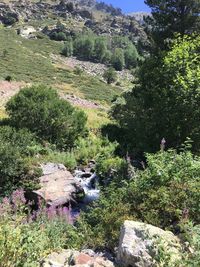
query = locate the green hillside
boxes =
[0,28,120,103]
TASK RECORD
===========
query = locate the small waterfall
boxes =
[74,170,100,204]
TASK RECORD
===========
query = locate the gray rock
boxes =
[41,163,67,175]
[41,249,115,267]
[117,220,182,267]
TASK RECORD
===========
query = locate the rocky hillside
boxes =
[0,0,149,45]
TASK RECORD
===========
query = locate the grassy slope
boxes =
[0,28,120,103]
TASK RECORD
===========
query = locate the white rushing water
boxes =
[74,170,100,204]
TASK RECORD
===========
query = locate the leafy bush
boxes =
[180,222,200,266]
[3,15,17,26]
[6,85,87,150]
[127,147,200,229]
[78,183,132,250]
[0,126,41,196]
[96,156,127,183]
[74,134,117,165]
[103,67,117,84]
[111,48,125,71]
[62,38,73,57]
[50,31,67,41]
[42,150,77,171]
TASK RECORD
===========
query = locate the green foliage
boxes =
[74,35,94,60]
[78,183,132,250]
[74,134,117,165]
[124,44,139,69]
[145,0,200,48]
[127,148,200,228]
[62,38,73,57]
[96,156,127,183]
[103,67,117,84]
[111,48,125,71]
[50,31,67,41]
[78,147,200,253]
[0,190,83,267]
[111,35,200,154]
[3,15,17,26]
[42,150,77,171]
[6,85,88,150]
[63,32,138,70]
[0,126,41,195]
[180,222,200,266]
[94,38,107,63]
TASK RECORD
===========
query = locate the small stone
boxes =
[74,253,93,264]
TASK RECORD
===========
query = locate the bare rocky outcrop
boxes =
[117,220,182,267]
[41,249,115,267]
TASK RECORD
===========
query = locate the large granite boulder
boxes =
[117,220,182,267]
[33,163,79,207]
[41,249,115,267]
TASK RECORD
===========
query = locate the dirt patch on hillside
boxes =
[60,93,104,110]
[0,81,105,110]
[0,81,25,106]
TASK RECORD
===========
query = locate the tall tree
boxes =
[145,0,200,48]
[110,35,200,154]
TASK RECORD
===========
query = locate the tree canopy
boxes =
[145,0,200,48]
[110,35,200,154]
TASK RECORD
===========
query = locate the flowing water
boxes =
[74,170,100,204]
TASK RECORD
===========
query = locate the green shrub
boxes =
[0,126,41,196]
[78,146,200,253]
[111,48,125,71]
[0,190,83,267]
[96,156,127,183]
[78,183,132,250]
[6,85,87,150]
[43,150,77,171]
[4,16,17,26]
[180,222,200,266]
[74,135,118,165]
[103,67,117,84]
[127,147,200,229]
[62,39,73,57]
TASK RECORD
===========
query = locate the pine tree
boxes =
[145,0,200,48]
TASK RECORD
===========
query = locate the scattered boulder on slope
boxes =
[117,220,182,267]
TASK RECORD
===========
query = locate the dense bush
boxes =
[0,126,41,196]
[50,31,67,41]
[3,15,17,26]
[103,67,117,84]
[111,48,125,71]
[74,134,118,165]
[127,146,200,229]
[6,85,87,150]
[78,184,132,250]
[62,38,73,57]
